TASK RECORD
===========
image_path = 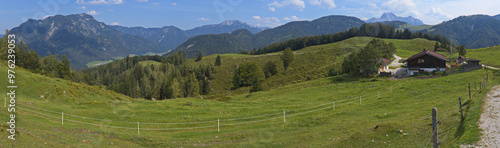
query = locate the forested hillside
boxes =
[426,15,500,49]
[9,14,166,69]
[170,15,365,58]
[113,20,266,50]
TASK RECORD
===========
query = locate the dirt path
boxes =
[386,54,407,79]
[483,64,499,70]
[476,85,500,147]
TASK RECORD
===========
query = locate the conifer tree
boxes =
[215,55,221,66]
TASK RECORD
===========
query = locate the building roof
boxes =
[380,58,392,65]
[403,50,449,62]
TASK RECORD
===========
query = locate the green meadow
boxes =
[1,37,499,147]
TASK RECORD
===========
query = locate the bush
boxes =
[328,66,339,76]
[233,62,263,87]
[263,61,278,78]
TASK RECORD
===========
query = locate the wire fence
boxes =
[423,78,490,148]
[17,79,409,133]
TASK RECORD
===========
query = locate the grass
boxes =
[1,37,498,147]
[1,57,499,147]
[186,37,440,96]
[86,60,114,68]
[467,45,500,68]
[138,60,162,66]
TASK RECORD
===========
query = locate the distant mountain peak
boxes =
[381,12,397,18]
[220,20,249,26]
[366,12,424,25]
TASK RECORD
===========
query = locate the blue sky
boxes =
[1,0,499,31]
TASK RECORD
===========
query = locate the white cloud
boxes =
[76,0,123,5]
[283,16,300,21]
[381,0,419,16]
[134,0,148,2]
[309,0,336,9]
[429,7,452,19]
[111,22,120,25]
[268,0,305,11]
[77,6,86,9]
[42,15,53,19]
[251,16,281,27]
[197,17,210,21]
[86,10,99,15]
[368,3,377,9]
[170,3,177,6]
[269,7,276,12]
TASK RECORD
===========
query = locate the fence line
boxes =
[17,80,407,133]
[423,78,490,147]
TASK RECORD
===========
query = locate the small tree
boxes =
[215,55,221,66]
[434,42,440,52]
[457,45,467,57]
[280,48,294,71]
[263,61,278,78]
[249,77,263,92]
[232,62,263,88]
[195,52,202,62]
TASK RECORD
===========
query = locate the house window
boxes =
[418,59,425,63]
[422,59,424,63]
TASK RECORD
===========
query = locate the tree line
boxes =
[0,30,72,80]
[245,23,452,55]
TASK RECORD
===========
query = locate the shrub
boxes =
[263,61,278,78]
[233,62,263,87]
[328,66,339,76]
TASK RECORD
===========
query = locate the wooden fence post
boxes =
[432,107,438,148]
[480,82,482,90]
[459,97,464,121]
[475,82,477,92]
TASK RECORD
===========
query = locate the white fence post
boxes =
[218,119,220,133]
[359,96,361,105]
[333,101,335,111]
[283,111,286,123]
[62,112,64,125]
[137,122,140,135]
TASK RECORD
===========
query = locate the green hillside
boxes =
[2,37,499,147]
[188,37,438,95]
[1,56,498,147]
[467,45,500,67]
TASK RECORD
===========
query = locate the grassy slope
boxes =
[187,37,438,95]
[1,43,499,146]
[467,45,500,67]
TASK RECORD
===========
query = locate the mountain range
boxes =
[8,13,500,69]
[366,12,424,25]
[9,14,166,69]
[494,14,500,20]
[169,15,365,58]
[425,14,500,49]
[112,20,267,50]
